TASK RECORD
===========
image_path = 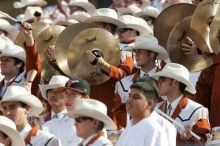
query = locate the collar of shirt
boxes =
[19,124,32,139]
[51,109,67,119]
[82,133,97,146]
[140,67,157,78]
[166,94,183,116]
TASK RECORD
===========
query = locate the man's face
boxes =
[126,88,150,118]
[117,28,137,44]
[157,76,174,96]
[64,89,85,111]
[0,57,19,76]
[47,88,65,107]
[133,49,153,67]
[2,101,29,126]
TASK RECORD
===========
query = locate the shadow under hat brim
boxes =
[39,84,65,100]
[0,94,43,116]
[56,86,87,95]
[0,25,19,41]
[66,109,116,130]
[85,16,125,27]
[13,1,47,9]
[70,2,96,13]
[135,11,158,19]
[118,24,153,36]
[152,71,196,94]
[124,43,169,60]
[0,125,25,146]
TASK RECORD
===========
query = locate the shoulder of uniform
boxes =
[178,99,208,122]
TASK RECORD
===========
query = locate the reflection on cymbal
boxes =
[55,23,96,77]
[68,28,120,85]
[36,25,65,79]
[154,3,196,49]
[190,0,219,53]
[167,16,213,72]
[210,5,220,55]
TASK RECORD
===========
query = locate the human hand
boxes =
[181,36,198,55]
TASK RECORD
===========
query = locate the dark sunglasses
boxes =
[75,116,93,123]
[117,28,133,33]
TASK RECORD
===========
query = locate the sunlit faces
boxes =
[47,88,65,107]
[157,76,174,96]
[64,88,84,111]
[126,88,151,118]
[1,101,30,126]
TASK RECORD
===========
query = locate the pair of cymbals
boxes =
[190,0,219,54]
[36,25,66,79]
[167,16,213,72]
[55,23,120,85]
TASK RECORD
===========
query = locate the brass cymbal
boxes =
[190,0,219,53]
[36,25,65,79]
[68,28,120,85]
[55,23,96,77]
[14,22,49,47]
[167,16,213,72]
[154,3,196,49]
[210,6,220,55]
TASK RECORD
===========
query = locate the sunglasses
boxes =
[117,28,133,33]
[75,116,93,123]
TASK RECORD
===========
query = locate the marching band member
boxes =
[153,63,211,145]
[1,86,61,146]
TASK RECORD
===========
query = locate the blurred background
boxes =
[0,0,113,17]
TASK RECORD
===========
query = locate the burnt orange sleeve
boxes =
[24,43,42,97]
[192,119,211,143]
[109,56,134,80]
[113,93,127,129]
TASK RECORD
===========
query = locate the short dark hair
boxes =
[179,82,187,93]
[130,77,158,111]
[13,57,25,73]
[96,121,105,132]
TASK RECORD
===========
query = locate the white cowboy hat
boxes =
[117,5,142,16]
[0,37,26,63]
[0,19,19,41]
[0,116,25,146]
[69,11,91,22]
[66,99,117,130]
[39,75,69,100]
[69,0,96,14]
[0,86,44,116]
[135,6,160,19]
[54,18,79,26]
[16,6,43,22]
[85,8,125,27]
[118,15,153,36]
[152,63,196,94]
[13,0,47,9]
[125,35,169,60]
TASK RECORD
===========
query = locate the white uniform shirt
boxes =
[42,116,81,146]
[20,124,62,146]
[115,68,157,103]
[116,116,168,146]
[0,71,25,97]
[82,133,112,146]
[151,111,177,146]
